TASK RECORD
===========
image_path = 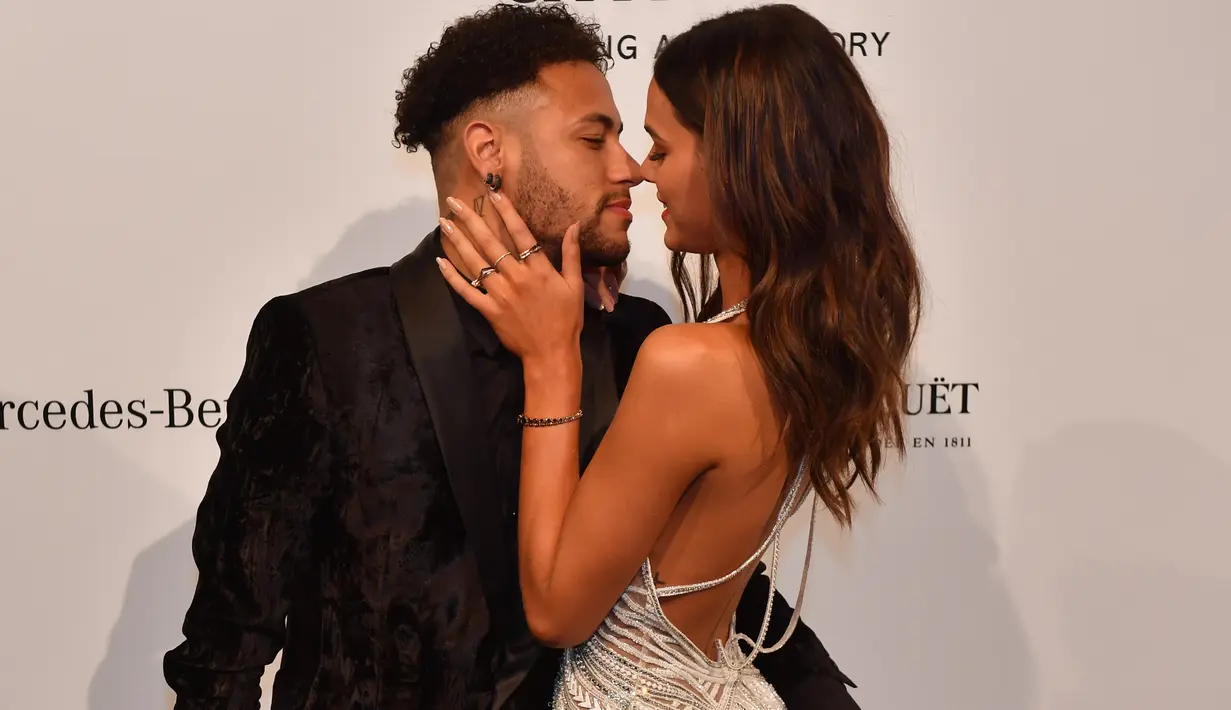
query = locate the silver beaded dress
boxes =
[552,301,820,710]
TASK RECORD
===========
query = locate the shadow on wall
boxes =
[1012,422,1231,710]
[779,413,1039,710]
[299,198,441,291]
[0,394,195,710]
[89,521,196,710]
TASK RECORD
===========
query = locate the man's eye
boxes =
[582,137,604,147]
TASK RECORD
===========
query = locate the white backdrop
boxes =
[2,1,1229,708]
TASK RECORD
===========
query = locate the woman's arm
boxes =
[518,326,717,647]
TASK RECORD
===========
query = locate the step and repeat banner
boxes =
[1,0,1228,708]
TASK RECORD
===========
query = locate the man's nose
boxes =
[613,147,644,187]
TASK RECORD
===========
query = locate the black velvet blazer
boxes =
[163,231,858,710]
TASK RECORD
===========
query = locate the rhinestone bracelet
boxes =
[517,409,583,427]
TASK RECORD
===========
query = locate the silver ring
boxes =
[469,266,497,288]
[517,244,542,261]
[492,251,514,268]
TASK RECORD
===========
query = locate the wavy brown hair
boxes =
[655,4,923,526]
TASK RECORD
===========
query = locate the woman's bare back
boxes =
[642,318,797,658]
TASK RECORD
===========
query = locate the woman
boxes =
[436,4,921,709]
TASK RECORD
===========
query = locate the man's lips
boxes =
[604,198,633,217]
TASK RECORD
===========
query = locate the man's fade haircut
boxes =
[393,4,611,164]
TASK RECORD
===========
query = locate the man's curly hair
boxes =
[393,4,611,156]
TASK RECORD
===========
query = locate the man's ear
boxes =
[460,119,503,182]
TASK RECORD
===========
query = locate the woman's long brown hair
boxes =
[655,4,923,526]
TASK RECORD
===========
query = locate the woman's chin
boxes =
[663,227,686,253]
[663,231,711,256]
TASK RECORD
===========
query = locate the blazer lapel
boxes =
[390,230,507,613]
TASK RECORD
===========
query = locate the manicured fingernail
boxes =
[446,196,462,212]
[435,257,446,271]
[438,217,454,234]
[489,190,502,202]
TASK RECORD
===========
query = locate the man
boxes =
[163,5,858,709]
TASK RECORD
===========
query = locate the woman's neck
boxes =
[713,250,751,312]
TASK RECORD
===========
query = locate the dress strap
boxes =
[661,461,820,669]
[731,490,818,664]
[656,461,808,599]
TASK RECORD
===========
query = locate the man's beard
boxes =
[510,149,630,269]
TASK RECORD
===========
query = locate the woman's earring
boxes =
[484,173,503,191]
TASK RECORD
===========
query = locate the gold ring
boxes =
[517,244,542,261]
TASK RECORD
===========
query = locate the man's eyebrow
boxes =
[575,112,623,134]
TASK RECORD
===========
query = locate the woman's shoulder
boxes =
[630,322,753,392]
[622,323,763,465]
